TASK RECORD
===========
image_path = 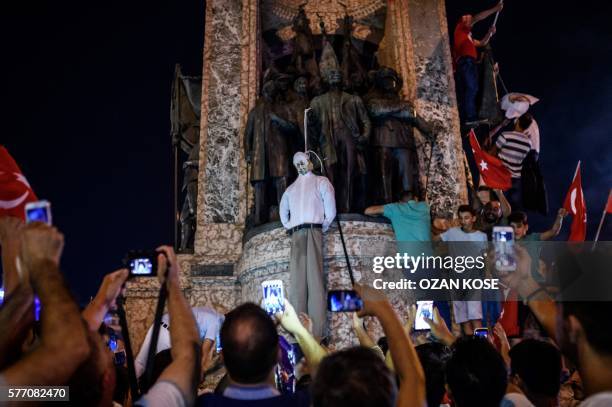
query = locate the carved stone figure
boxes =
[340,14,367,94]
[364,67,434,203]
[244,80,298,225]
[310,43,371,213]
[290,6,321,94]
[170,65,201,252]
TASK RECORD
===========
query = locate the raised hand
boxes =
[353,282,389,318]
[19,222,64,277]
[424,307,455,346]
[299,312,314,335]
[275,299,305,335]
[156,245,181,286]
[97,269,129,309]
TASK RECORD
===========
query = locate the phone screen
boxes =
[493,227,516,272]
[25,201,52,225]
[262,280,285,315]
[130,257,154,276]
[414,300,433,330]
[215,331,222,353]
[327,290,363,312]
[474,328,489,338]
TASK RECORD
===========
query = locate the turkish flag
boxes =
[468,130,512,190]
[606,190,612,214]
[563,162,587,241]
[0,146,37,220]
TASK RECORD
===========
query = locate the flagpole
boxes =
[592,189,611,250]
[492,2,503,27]
[573,160,581,179]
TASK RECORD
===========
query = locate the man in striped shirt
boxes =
[492,114,533,209]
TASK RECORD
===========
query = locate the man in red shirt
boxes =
[453,1,503,124]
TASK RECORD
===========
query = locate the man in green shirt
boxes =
[364,190,431,242]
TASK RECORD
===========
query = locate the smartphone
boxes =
[262,279,285,315]
[113,350,126,366]
[493,226,516,273]
[25,200,52,225]
[327,290,363,312]
[124,250,159,278]
[414,300,433,331]
[215,331,222,353]
[474,328,489,338]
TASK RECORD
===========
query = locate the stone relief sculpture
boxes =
[310,43,371,213]
[244,80,299,226]
[364,67,435,203]
[170,65,201,252]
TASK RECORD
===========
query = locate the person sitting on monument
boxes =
[279,152,336,340]
[196,301,322,406]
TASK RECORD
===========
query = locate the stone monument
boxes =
[126,0,467,364]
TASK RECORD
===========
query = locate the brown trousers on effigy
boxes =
[289,227,326,339]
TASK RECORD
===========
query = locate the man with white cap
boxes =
[279,152,336,339]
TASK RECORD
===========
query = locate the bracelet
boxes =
[524,287,548,303]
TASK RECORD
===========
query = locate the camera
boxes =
[124,250,159,278]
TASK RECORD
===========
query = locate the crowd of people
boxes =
[1,3,610,407]
[1,213,611,407]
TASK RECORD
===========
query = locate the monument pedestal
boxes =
[127,216,415,351]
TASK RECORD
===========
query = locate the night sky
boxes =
[1,0,610,304]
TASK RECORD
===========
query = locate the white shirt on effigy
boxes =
[280,171,336,232]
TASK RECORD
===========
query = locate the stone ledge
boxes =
[243,213,391,242]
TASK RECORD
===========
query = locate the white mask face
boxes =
[295,159,310,175]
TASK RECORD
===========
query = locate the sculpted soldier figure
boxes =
[178,143,199,251]
[244,80,298,225]
[310,43,371,213]
[290,6,321,94]
[365,67,434,203]
[170,65,201,251]
[287,75,311,155]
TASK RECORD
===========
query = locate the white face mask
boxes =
[295,159,311,175]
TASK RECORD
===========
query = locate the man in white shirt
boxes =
[280,152,336,338]
[135,306,223,378]
[439,205,487,335]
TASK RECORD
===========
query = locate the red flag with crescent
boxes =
[468,129,512,190]
[563,162,587,241]
[606,189,612,214]
[0,146,38,220]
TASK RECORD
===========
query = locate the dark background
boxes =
[1,0,610,304]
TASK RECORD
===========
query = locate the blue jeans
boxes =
[456,57,479,122]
